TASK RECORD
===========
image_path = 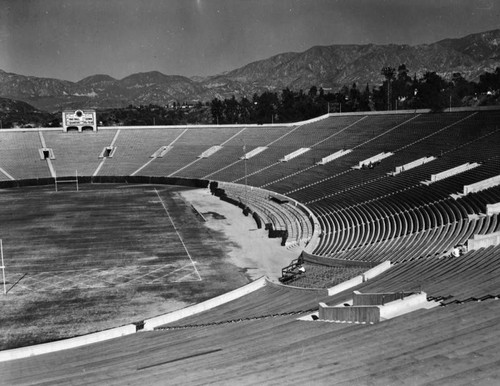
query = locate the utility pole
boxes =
[387,79,390,111]
[243,141,248,200]
[381,66,395,111]
[1,239,6,295]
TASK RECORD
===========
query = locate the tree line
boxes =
[2,66,499,128]
[209,66,500,124]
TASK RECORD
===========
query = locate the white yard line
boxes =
[126,263,188,284]
[154,188,202,281]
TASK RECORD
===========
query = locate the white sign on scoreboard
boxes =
[62,110,97,132]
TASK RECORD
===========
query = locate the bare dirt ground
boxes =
[179,188,300,281]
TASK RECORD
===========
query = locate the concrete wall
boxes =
[319,292,433,324]
[143,277,267,330]
[467,231,500,250]
[430,162,479,182]
[379,292,431,320]
[362,261,392,281]
[4,105,498,133]
[486,202,500,216]
[0,324,136,363]
[318,302,380,324]
[327,276,365,296]
[301,252,379,267]
[327,261,392,296]
[464,175,500,195]
[352,291,412,306]
[393,156,435,175]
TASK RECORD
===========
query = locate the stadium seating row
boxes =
[1,109,500,265]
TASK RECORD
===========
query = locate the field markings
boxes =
[6,185,204,293]
[154,188,202,281]
[8,262,201,293]
[172,270,201,283]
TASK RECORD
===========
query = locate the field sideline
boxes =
[0,183,258,350]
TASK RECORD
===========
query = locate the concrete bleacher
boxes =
[2,110,500,266]
[303,114,500,262]
[2,109,500,385]
[210,115,368,185]
[98,128,187,176]
[265,112,474,194]
[0,130,51,179]
[2,277,500,384]
[139,127,243,177]
[216,182,314,246]
[350,244,500,303]
[43,129,117,177]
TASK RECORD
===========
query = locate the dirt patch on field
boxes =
[179,189,301,281]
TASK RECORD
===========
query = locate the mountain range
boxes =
[1,28,500,113]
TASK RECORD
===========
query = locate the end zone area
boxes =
[0,183,250,350]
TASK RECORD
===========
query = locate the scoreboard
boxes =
[62,110,97,132]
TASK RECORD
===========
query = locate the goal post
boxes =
[55,170,79,192]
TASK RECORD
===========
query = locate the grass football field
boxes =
[0,183,250,349]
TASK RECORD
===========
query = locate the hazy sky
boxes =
[1,0,499,81]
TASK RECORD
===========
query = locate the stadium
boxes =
[1,106,500,385]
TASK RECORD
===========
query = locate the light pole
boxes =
[243,141,248,200]
[1,239,6,294]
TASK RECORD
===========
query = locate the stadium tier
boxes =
[2,108,500,383]
[2,109,500,265]
[0,130,52,179]
[2,277,500,384]
[44,129,118,177]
